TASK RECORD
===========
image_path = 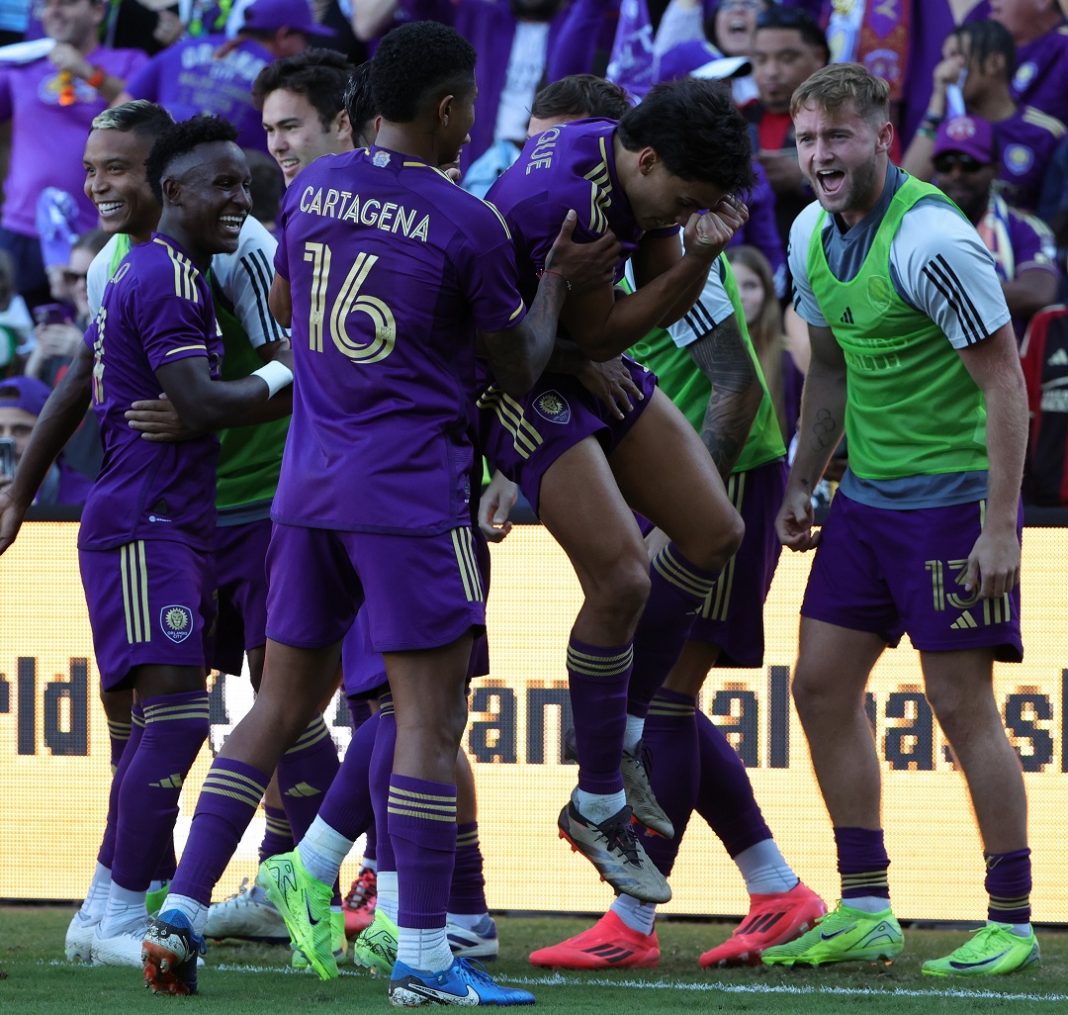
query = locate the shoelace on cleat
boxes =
[345,870,377,908]
[949,925,1013,960]
[594,809,642,866]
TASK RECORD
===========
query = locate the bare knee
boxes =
[582,552,651,634]
[675,507,745,573]
[791,663,854,727]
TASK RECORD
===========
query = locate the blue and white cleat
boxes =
[388,956,535,1007]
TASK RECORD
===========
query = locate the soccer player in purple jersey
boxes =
[482,78,753,903]
[0,115,294,969]
[760,64,1037,976]
[142,21,618,1004]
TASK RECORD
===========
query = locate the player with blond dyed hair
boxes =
[761,63,1039,976]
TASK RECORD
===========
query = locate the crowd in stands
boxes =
[1,0,1067,507]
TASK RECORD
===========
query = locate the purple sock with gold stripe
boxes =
[389,774,457,930]
[258,805,294,864]
[276,715,340,843]
[448,821,487,915]
[111,691,210,892]
[169,757,270,905]
[567,637,632,794]
[985,848,1032,924]
[835,826,891,903]
[98,704,144,868]
[627,544,720,719]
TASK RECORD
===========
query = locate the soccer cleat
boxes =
[142,912,206,995]
[760,900,903,967]
[620,746,674,839]
[91,923,150,968]
[529,911,659,970]
[344,866,378,938]
[562,725,673,839]
[922,923,1040,977]
[204,877,289,942]
[355,908,400,976]
[256,850,338,981]
[145,882,170,918]
[699,881,827,967]
[447,915,500,961]
[65,912,97,962]
[558,801,671,904]
[293,909,349,970]
[389,956,535,1007]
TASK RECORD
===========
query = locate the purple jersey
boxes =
[488,118,678,303]
[0,47,148,236]
[992,105,1066,212]
[272,146,526,535]
[1012,24,1068,126]
[79,234,222,552]
[125,36,271,153]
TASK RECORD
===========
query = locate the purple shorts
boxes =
[689,459,786,667]
[477,358,658,513]
[339,525,491,697]
[265,522,486,654]
[210,518,271,674]
[79,539,216,691]
[802,491,1023,661]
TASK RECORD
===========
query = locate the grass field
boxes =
[1,907,1066,1013]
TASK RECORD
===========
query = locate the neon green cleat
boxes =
[256,850,338,981]
[353,908,398,976]
[922,923,1040,977]
[292,910,349,971]
[761,901,903,967]
[145,881,169,918]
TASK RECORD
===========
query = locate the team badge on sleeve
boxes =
[161,605,194,643]
[534,391,572,425]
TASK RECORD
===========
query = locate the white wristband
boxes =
[251,360,293,398]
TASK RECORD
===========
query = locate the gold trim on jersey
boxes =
[120,541,151,646]
[153,237,200,301]
[164,343,208,357]
[476,388,543,459]
[451,527,485,603]
[1022,106,1066,137]
[582,136,613,234]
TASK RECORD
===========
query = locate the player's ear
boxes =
[875,119,893,156]
[637,147,658,176]
[161,175,182,205]
[335,110,352,144]
[437,94,454,128]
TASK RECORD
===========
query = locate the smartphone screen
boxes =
[0,436,16,479]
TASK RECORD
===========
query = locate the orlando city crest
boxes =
[161,605,194,644]
[533,390,571,424]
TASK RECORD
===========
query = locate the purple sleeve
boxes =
[273,190,293,280]
[548,0,619,80]
[137,290,213,372]
[1011,215,1057,274]
[456,205,527,332]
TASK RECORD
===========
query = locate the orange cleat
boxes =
[699,881,827,967]
[529,911,660,970]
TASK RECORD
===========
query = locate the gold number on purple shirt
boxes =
[302,241,396,363]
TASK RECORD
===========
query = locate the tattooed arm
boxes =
[775,324,847,551]
[687,313,761,482]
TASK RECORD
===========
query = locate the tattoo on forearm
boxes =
[810,408,838,451]
[689,320,760,481]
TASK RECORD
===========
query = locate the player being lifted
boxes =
[760,64,1037,977]
[481,78,752,903]
[141,21,618,1005]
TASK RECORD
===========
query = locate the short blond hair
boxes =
[790,63,890,123]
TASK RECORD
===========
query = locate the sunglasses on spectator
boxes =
[933,153,987,174]
[62,270,87,285]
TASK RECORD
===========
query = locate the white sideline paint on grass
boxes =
[506,972,1068,1005]
[49,960,1068,1004]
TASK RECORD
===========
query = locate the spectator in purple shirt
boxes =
[0,0,146,306]
[990,0,1068,125]
[932,114,1058,341]
[902,19,1065,212]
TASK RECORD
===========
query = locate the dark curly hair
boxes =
[531,74,632,122]
[252,48,355,129]
[145,115,239,204]
[370,21,476,123]
[618,79,753,193]
[344,62,377,147]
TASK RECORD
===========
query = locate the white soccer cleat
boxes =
[65,912,98,962]
[91,923,150,967]
[446,915,500,961]
[204,877,289,941]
